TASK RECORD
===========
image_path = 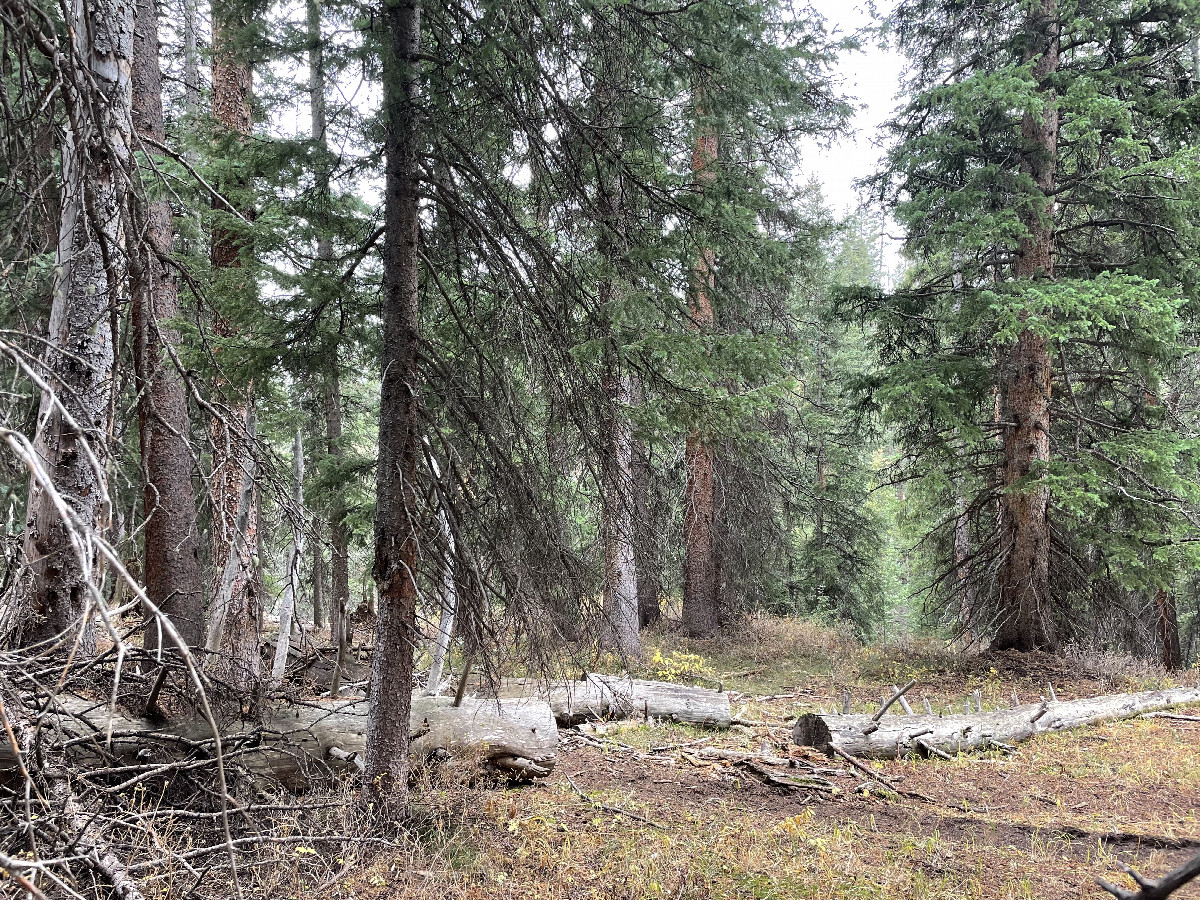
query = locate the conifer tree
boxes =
[131,0,206,651]
[3,0,134,653]
[868,0,1200,654]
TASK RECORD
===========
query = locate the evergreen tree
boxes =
[866,0,1200,654]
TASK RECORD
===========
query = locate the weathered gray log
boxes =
[793,687,1200,759]
[2,692,557,787]
[503,674,731,728]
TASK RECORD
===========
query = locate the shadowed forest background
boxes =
[3,0,1200,897]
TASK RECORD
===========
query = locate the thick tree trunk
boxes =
[206,0,262,680]
[1156,588,1183,670]
[793,687,1200,759]
[367,0,423,809]
[131,0,206,652]
[994,0,1059,653]
[682,114,720,638]
[5,693,558,788]
[5,0,133,653]
[271,431,305,680]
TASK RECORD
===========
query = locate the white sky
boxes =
[801,0,907,283]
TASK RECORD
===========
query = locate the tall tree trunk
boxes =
[325,372,351,692]
[594,9,639,661]
[994,0,1059,653]
[633,433,661,627]
[204,409,261,692]
[312,529,326,629]
[602,370,640,659]
[206,0,262,678]
[4,0,133,653]
[425,452,456,695]
[307,0,351,677]
[954,496,976,643]
[307,0,334,259]
[131,0,206,652]
[682,110,720,639]
[182,0,200,116]
[365,0,423,810]
[272,430,305,680]
[1156,588,1183,670]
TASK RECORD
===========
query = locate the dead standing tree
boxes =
[0,0,133,654]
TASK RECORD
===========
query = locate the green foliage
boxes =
[862,0,1200,656]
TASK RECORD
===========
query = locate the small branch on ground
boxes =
[564,774,665,831]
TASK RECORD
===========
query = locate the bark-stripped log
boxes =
[503,674,731,728]
[1,693,557,788]
[792,687,1200,759]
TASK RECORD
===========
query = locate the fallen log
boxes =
[502,674,731,728]
[792,687,1200,759]
[2,692,558,787]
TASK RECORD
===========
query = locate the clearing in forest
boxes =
[229,618,1200,900]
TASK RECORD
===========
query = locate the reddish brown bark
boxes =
[994,0,1059,653]
[682,115,720,638]
[131,0,205,651]
[365,0,423,810]
[1156,588,1183,670]
[206,0,262,680]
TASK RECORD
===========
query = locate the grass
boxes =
[135,616,1200,900]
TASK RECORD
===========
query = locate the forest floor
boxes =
[257,618,1200,900]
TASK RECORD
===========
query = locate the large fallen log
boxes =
[502,674,731,728]
[2,692,558,787]
[792,687,1200,759]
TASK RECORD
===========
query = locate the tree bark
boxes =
[312,528,326,630]
[602,371,640,659]
[503,674,731,728]
[1156,588,1183,670]
[130,0,205,652]
[953,495,977,643]
[592,6,640,661]
[366,0,423,810]
[793,687,1200,759]
[5,693,559,788]
[324,372,351,693]
[204,409,261,691]
[425,452,456,695]
[206,0,262,680]
[5,0,133,653]
[271,431,305,680]
[683,112,720,638]
[994,0,1059,653]
[633,434,661,627]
